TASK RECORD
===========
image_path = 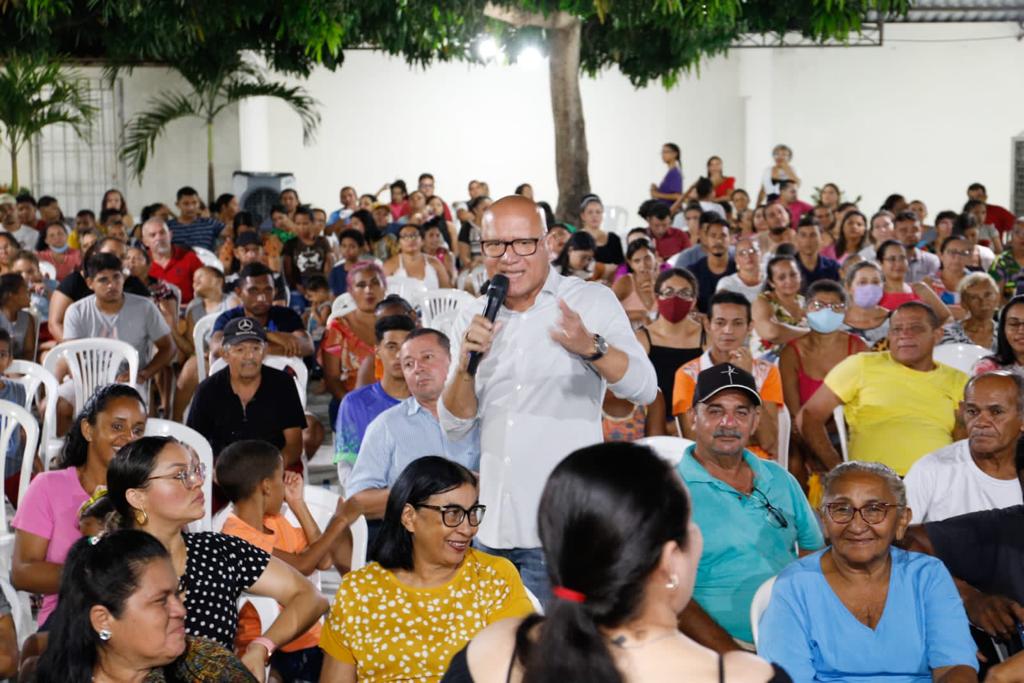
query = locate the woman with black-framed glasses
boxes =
[320,455,534,682]
[759,461,979,683]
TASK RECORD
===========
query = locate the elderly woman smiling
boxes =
[757,462,978,683]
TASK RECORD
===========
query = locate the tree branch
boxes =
[483,2,577,29]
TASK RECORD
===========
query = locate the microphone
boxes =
[467,273,509,376]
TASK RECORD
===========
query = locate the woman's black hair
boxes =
[655,266,697,295]
[624,239,653,274]
[350,208,381,242]
[0,272,25,307]
[58,385,145,469]
[516,443,690,683]
[939,234,969,254]
[536,201,555,229]
[663,142,681,164]
[553,231,597,276]
[987,294,1024,367]
[881,194,906,213]
[834,210,867,259]
[106,436,178,528]
[372,456,477,571]
[875,238,905,264]
[36,530,170,682]
[762,254,800,293]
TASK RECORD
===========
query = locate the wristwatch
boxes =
[581,334,609,362]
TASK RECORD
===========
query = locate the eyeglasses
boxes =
[882,255,907,263]
[944,250,972,258]
[481,238,540,258]
[147,461,207,490]
[399,233,421,241]
[1006,319,1024,331]
[807,301,846,313]
[657,287,695,300]
[736,248,760,257]
[748,487,788,529]
[413,503,487,527]
[823,502,900,525]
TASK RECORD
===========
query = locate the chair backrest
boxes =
[331,293,356,318]
[192,313,221,382]
[750,575,777,649]
[144,419,214,531]
[350,515,368,571]
[0,576,35,648]
[419,289,475,328]
[193,247,224,273]
[7,360,58,464]
[834,405,849,463]
[634,436,695,467]
[467,267,488,296]
[208,355,307,409]
[430,309,461,341]
[0,400,41,528]
[20,309,41,362]
[386,275,429,306]
[42,338,140,414]
[37,261,57,281]
[777,405,791,473]
[933,343,988,375]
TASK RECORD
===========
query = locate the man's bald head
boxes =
[481,195,551,310]
[482,195,547,239]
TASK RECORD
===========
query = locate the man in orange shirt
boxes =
[217,439,352,681]
[672,289,782,459]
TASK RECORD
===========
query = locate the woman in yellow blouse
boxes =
[320,456,534,682]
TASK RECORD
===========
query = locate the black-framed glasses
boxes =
[413,503,487,527]
[657,287,695,300]
[481,238,540,258]
[147,461,206,491]
[823,502,900,525]
[748,487,788,529]
[807,300,846,313]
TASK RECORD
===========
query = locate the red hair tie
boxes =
[552,585,586,604]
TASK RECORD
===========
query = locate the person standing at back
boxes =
[440,195,657,602]
[167,186,227,252]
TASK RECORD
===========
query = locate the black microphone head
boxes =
[488,273,510,302]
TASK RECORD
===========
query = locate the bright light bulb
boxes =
[517,46,543,67]
[477,37,499,60]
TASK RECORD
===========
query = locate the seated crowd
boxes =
[0,147,1022,682]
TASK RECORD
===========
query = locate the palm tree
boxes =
[120,53,320,203]
[0,56,96,193]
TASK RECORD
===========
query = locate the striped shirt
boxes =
[168,217,224,251]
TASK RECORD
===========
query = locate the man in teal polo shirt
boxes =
[677,362,823,650]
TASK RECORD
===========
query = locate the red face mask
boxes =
[657,296,693,323]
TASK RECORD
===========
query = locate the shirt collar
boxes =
[679,444,772,487]
[541,266,562,297]
[404,395,426,416]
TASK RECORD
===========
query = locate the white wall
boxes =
[4,22,1021,222]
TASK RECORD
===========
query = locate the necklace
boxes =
[608,629,678,650]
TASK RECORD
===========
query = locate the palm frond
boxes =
[0,55,96,155]
[220,77,321,144]
[119,91,199,180]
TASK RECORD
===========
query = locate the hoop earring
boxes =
[98,629,111,641]
[665,574,679,591]
[134,508,148,526]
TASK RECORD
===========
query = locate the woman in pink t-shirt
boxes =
[11,384,146,630]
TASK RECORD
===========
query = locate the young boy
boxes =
[216,439,352,682]
[302,275,332,345]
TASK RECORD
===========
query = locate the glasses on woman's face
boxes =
[736,247,759,258]
[147,460,207,491]
[481,238,540,258]
[399,232,421,242]
[413,503,487,528]
[944,249,972,259]
[658,286,695,300]
[1005,318,1024,332]
[883,255,907,264]
[823,501,900,525]
[807,300,846,313]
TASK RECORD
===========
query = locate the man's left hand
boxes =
[550,299,596,357]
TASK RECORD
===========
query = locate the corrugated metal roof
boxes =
[871,1,1024,22]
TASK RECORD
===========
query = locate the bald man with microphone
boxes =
[440,195,657,602]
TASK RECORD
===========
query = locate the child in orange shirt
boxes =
[216,440,351,682]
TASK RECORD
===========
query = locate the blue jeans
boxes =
[476,543,550,608]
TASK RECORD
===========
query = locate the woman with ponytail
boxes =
[443,442,789,683]
[11,384,146,631]
[36,529,255,682]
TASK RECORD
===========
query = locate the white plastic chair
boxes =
[386,275,428,306]
[331,293,356,318]
[834,405,849,463]
[0,400,41,526]
[7,360,58,465]
[350,514,368,572]
[145,419,214,532]
[418,289,474,328]
[933,343,988,375]
[430,309,461,340]
[193,246,224,273]
[777,405,791,473]
[635,436,695,467]
[750,575,777,649]
[208,355,308,409]
[20,309,41,362]
[0,576,34,648]
[42,338,139,414]
[192,313,221,382]
[37,261,56,281]
[463,266,488,296]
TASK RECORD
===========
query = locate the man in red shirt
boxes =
[968,182,1016,240]
[643,201,690,260]
[141,217,203,302]
[779,180,814,229]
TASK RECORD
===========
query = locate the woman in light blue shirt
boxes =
[758,461,978,683]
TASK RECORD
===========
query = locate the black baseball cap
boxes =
[693,363,762,406]
[222,317,267,346]
[235,232,261,247]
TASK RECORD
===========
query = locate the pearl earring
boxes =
[665,574,679,591]
[98,629,111,641]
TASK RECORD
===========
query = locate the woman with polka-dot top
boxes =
[320,456,535,682]
[106,436,328,682]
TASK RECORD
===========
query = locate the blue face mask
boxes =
[49,244,69,254]
[807,308,846,334]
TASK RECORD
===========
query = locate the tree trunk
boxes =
[206,118,215,205]
[548,20,589,223]
[9,138,18,193]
